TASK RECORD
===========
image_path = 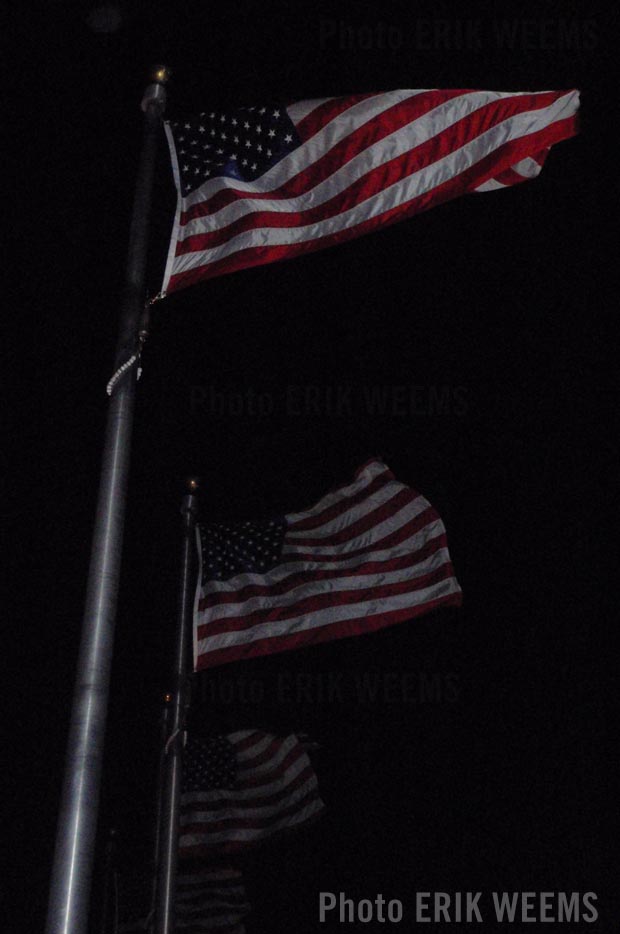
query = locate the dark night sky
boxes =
[6,1,616,932]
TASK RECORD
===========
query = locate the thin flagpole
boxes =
[154,482,199,934]
[147,695,172,933]
[45,68,170,934]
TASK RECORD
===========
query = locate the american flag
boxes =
[175,867,250,934]
[118,867,250,934]
[161,88,579,293]
[193,459,462,670]
[179,731,324,859]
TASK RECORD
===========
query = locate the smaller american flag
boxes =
[194,459,461,670]
[179,730,324,859]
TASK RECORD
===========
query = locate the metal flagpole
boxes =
[45,67,170,934]
[146,694,172,933]
[154,481,200,934]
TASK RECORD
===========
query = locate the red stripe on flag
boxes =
[280,505,438,564]
[287,488,421,548]
[288,466,393,532]
[180,764,316,814]
[235,737,302,776]
[197,560,457,642]
[293,91,378,140]
[198,535,450,611]
[196,589,462,671]
[182,788,322,841]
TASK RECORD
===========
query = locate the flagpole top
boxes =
[181,477,201,516]
[152,65,172,84]
[141,64,172,114]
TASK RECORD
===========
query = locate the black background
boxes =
[7,1,615,931]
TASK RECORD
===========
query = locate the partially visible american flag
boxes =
[162,88,579,293]
[194,459,461,670]
[176,867,250,934]
[179,731,324,859]
[118,867,250,934]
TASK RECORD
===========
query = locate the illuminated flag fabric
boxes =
[193,459,462,670]
[179,731,324,859]
[161,88,579,293]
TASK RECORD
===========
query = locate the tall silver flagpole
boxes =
[45,67,170,934]
[155,481,199,934]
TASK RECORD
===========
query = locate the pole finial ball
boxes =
[152,65,172,84]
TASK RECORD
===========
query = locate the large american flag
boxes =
[162,87,579,293]
[193,459,462,670]
[179,731,324,859]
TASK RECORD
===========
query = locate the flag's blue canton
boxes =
[169,105,300,196]
[182,735,237,793]
[200,517,287,583]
